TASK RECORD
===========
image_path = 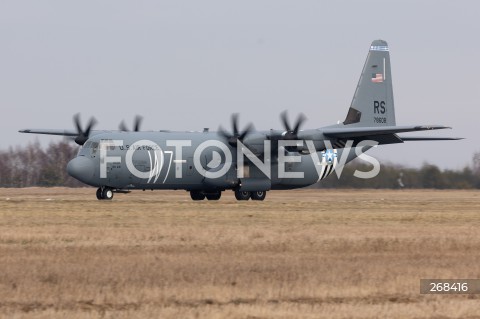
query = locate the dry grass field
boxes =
[0,188,479,318]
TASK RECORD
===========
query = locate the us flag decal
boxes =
[371,73,383,83]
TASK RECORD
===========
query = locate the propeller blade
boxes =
[84,117,97,136]
[231,113,239,136]
[119,115,142,132]
[218,126,230,139]
[133,115,143,132]
[73,113,83,136]
[280,111,291,132]
[293,113,306,133]
[239,123,254,140]
[218,114,254,147]
[280,111,306,138]
[119,120,128,132]
[73,114,97,145]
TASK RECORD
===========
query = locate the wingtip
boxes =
[413,125,452,130]
[439,137,464,140]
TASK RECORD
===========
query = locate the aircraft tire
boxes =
[96,188,103,200]
[251,191,266,201]
[234,190,251,201]
[190,191,206,201]
[206,192,222,200]
[102,187,114,200]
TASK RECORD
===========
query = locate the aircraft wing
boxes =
[18,129,109,137]
[321,125,452,139]
[19,114,109,145]
[19,129,79,136]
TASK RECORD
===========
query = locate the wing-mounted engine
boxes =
[218,113,254,147]
[264,111,329,154]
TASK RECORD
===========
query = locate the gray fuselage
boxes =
[67,131,359,192]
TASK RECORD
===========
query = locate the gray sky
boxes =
[1,0,478,169]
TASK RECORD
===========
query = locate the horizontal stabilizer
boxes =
[399,136,464,141]
[322,125,451,139]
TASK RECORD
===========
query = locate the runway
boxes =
[0,188,479,318]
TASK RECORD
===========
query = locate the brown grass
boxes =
[0,188,479,318]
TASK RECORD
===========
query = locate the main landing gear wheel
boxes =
[205,192,222,200]
[190,191,206,201]
[251,191,266,201]
[97,187,114,200]
[234,190,251,201]
[96,188,102,200]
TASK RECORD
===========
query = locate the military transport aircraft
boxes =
[20,40,460,201]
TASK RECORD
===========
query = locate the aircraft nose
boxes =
[67,156,94,183]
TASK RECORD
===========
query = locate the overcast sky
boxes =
[1,0,478,169]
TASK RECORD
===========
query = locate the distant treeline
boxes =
[1,141,479,189]
[0,141,82,187]
[316,160,480,189]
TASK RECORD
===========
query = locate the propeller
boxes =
[119,115,143,132]
[218,113,254,146]
[280,110,306,140]
[73,113,97,145]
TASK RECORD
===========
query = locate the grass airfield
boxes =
[0,188,479,319]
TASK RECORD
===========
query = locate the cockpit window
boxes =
[101,139,116,151]
[91,142,99,155]
[77,141,91,156]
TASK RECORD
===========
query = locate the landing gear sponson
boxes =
[95,188,266,201]
[189,190,266,201]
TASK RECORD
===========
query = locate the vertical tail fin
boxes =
[343,40,396,127]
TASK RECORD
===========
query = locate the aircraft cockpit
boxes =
[77,140,99,157]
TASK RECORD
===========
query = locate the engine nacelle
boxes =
[285,140,327,154]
